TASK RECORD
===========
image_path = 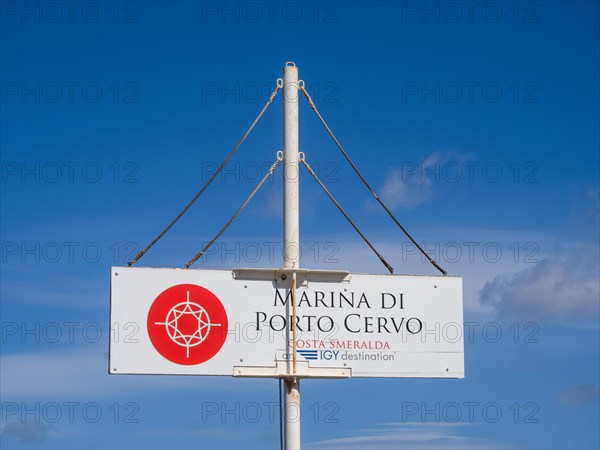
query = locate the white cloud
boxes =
[479,248,599,325]
[479,187,600,325]
[0,421,57,444]
[377,151,468,210]
[306,422,510,449]
[379,167,434,209]
[559,384,600,407]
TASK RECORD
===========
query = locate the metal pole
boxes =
[283,61,300,450]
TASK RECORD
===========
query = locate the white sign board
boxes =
[109,266,464,378]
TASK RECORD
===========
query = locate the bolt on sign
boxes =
[109,266,464,378]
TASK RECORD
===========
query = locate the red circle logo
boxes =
[147,284,228,365]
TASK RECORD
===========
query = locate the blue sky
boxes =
[1,1,599,449]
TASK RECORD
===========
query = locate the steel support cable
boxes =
[127,80,283,267]
[185,153,283,268]
[299,84,447,276]
[300,154,394,274]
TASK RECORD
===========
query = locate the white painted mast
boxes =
[282,61,301,450]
